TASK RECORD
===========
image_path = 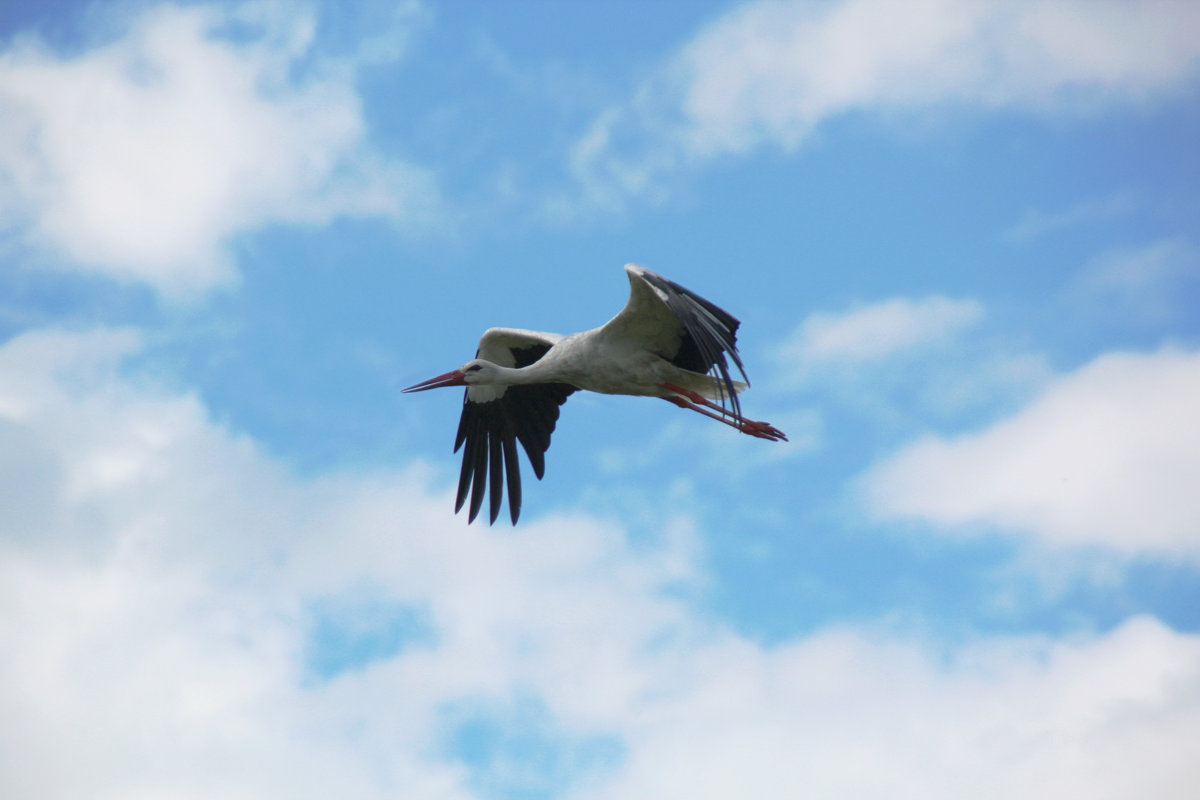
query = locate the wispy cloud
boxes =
[1003,191,1138,243]
[595,405,822,478]
[569,0,1200,209]
[1074,237,1200,322]
[4,326,1199,798]
[766,295,1052,437]
[0,3,439,298]
[773,295,984,382]
[860,347,1200,559]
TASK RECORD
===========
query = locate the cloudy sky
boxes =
[2,1,1199,797]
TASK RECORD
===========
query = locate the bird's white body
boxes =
[467,328,743,399]
[404,263,784,524]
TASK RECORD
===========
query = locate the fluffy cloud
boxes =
[0,3,436,297]
[0,325,695,798]
[581,617,1200,800]
[861,347,1200,558]
[572,0,1200,205]
[3,326,1200,798]
[675,0,1200,154]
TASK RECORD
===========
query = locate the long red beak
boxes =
[402,369,467,393]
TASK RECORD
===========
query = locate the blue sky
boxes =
[2,1,1199,797]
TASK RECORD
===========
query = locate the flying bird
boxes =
[403,264,786,525]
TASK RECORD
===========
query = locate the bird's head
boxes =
[402,359,499,392]
[459,359,507,384]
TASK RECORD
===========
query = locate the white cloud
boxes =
[0,3,437,298]
[774,295,983,379]
[572,0,1200,206]
[861,347,1200,558]
[2,326,1199,798]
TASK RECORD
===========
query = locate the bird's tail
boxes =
[699,377,747,402]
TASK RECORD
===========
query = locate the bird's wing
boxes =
[474,328,564,369]
[454,327,575,525]
[598,263,749,418]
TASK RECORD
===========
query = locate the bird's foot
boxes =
[739,419,788,442]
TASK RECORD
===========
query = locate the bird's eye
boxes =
[464,364,483,373]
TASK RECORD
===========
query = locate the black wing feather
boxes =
[488,430,504,525]
[453,376,575,525]
[638,269,749,421]
[468,409,489,522]
[501,431,522,525]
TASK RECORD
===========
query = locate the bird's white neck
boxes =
[479,360,557,386]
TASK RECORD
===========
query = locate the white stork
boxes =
[404,264,787,524]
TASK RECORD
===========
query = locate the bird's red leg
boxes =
[661,384,787,442]
[661,382,739,419]
[662,394,743,429]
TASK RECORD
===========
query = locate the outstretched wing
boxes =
[599,263,749,420]
[454,328,575,525]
